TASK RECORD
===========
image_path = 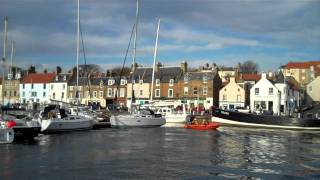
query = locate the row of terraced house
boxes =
[0,61,319,114]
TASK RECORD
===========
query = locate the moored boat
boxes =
[110,109,166,127]
[0,120,15,143]
[212,109,320,130]
[185,122,219,130]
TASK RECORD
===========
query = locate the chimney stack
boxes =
[180,61,188,73]
[156,62,162,73]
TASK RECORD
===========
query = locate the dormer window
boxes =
[55,76,59,81]
[120,79,126,85]
[63,76,66,81]
[108,79,114,85]
[139,80,143,85]
[169,79,174,86]
[184,75,189,84]
[156,79,160,86]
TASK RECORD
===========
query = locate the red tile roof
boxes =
[236,73,261,82]
[22,73,56,84]
[285,61,320,69]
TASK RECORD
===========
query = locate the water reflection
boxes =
[0,127,320,179]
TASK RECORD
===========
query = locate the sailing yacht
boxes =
[38,0,93,132]
[110,0,165,127]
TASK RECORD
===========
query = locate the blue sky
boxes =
[0,0,319,73]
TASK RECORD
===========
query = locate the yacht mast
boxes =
[150,19,161,102]
[2,16,8,61]
[76,0,80,104]
[131,0,139,108]
[9,40,15,76]
[2,16,8,108]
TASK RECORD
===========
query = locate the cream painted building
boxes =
[307,76,320,103]
[219,77,245,109]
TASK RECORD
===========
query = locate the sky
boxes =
[0,0,319,73]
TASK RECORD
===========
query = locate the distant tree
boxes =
[56,66,62,74]
[109,66,131,76]
[28,65,36,74]
[238,60,259,74]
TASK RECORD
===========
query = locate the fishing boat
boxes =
[0,120,15,143]
[211,108,320,130]
[157,105,189,126]
[110,0,165,127]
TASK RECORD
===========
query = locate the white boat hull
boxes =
[212,116,320,131]
[0,128,14,144]
[110,115,166,127]
[165,114,187,123]
[40,117,93,133]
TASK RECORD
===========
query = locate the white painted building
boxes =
[250,72,299,115]
[20,73,56,105]
[49,74,70,103]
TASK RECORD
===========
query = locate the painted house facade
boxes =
[20,73,56,105]
[306,76,320,103]
[49,74,70,103]
[250,72,299,115]
[3,72,22,105]
[219,77,245,110]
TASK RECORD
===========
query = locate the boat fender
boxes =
[7,120,16,128]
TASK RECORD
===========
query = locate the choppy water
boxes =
[1,127,320,179]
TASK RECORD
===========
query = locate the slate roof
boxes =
[130,66,184,83]
[52,74,71,83]
[22,73,56,84]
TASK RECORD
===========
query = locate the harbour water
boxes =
[1,127,320,179]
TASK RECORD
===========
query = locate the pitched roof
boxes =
[131,66,184,83]
[236,73,261,82]
[285,61,320,69]
[22,73,56,84]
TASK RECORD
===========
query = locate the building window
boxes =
[99,91,103,98]
[203,76,208,83]
[168,89,173,98]
[184,87,188,95]
[22,91,25,97]
[51,84,54,90]
[23,84,25,89]
[193,87,198,95]
[43,84,46,89]
[237,95,241,102]
[156,79,160,86]
[120,79,126,85]
[155,89,160,97]
[108,80,114,85]
[43,92,46,97]
[63,76,67,81]
[31,83,34,89]
[255,88,259,95]
[53,93,56,99]
[139,80,143,85]
[139,90,143,96]
[93,91,97,98]
[108,88,113,97]
[63,84,66,90]
[31,92,37,97]
[62,92,64,99]
[223,94,227,101]
[14,91,16,96]
[269,88,273,95]
[169,79,174,86]
[203,87,208,95]
[120,88,125,97]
